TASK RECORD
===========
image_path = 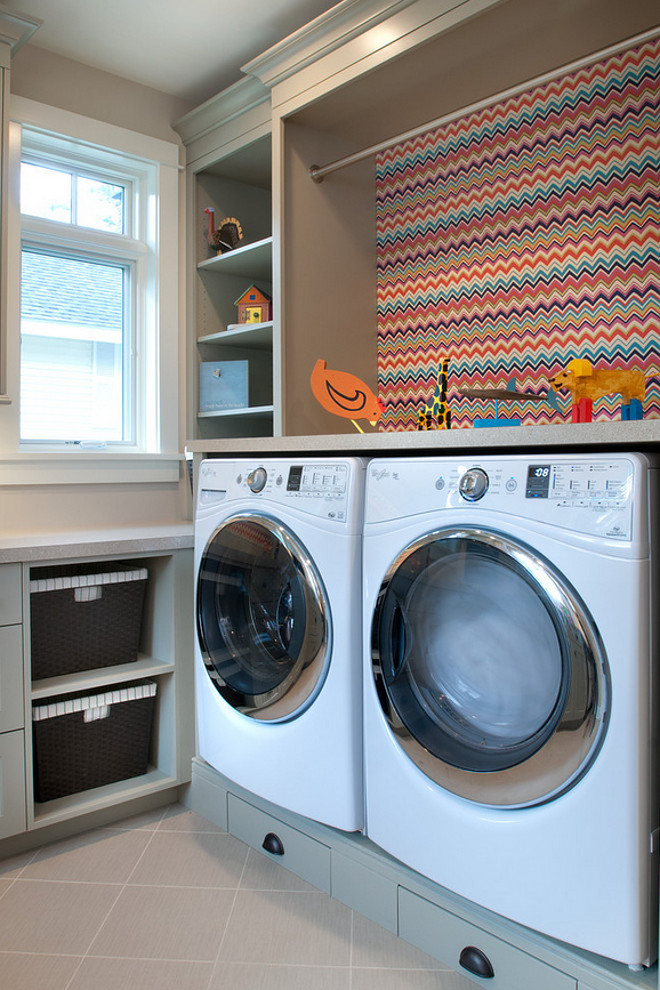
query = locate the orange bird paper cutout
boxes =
[311,359,384,433]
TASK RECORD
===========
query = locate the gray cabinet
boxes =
[0,563,25,838]
[25,548,193,830]
[0,543,193,846]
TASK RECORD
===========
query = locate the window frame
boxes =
[0,96,182,485]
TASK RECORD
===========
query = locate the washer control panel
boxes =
[198,460,357,524]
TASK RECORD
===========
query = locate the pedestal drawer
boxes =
[228,794,331,893]
[398,887,577,990]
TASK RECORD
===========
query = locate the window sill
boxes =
[0,452,182,485]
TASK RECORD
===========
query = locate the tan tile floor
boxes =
[0,804,475,989]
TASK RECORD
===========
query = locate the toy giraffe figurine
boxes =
[418,358,451,430]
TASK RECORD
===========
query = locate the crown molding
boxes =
[243,0,417,89]
[173,75,269,146]
[0,3,40,55]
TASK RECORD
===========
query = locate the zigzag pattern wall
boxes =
[376,36,660,430]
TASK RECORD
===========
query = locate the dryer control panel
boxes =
[367,454,650,546]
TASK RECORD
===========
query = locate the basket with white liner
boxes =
[32,680,157,802]
[30,566,148,680]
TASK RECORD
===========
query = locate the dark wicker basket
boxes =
[32,680,157,802]
[30,568,148,680]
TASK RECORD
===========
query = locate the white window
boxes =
[1,98,181,483]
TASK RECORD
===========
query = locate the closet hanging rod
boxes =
[308,25,660,184]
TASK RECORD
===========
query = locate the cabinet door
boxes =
[0,563,21,625]
[0,729,26,839]
[0,623,23,732]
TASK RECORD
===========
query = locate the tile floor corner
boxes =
[0,804,474,990]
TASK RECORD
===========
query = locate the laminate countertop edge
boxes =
[187,420,660,456]
[0,524,193,564]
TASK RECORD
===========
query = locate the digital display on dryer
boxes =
[526,464,551,498]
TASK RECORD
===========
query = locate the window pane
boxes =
[20,251,128,442]
[21,163,72,222]
[77,176,124,233]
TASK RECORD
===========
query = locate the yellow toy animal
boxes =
[550,359,645,422]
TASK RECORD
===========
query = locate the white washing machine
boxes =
[195,457,365,831]
[363,452,658,968]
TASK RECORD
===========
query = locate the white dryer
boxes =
[195,457,365,831]
[363,452,658,968]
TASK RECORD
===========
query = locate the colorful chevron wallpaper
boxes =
[375,36,660,430]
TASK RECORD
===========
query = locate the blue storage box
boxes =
[199,360,249,412]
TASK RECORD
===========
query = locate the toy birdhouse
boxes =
[235,285,272,324]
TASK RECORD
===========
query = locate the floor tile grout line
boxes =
[203,841,251,990]
[61,811,166,989]
[0,842,43,894]
[2,805,451,986]
[152,801,183,831]
[0,948,442,971]
[348,907,355,990]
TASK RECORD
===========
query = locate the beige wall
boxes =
[2,47,193,538]
[11,46,193,143]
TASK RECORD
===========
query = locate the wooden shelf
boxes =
[198,321,273,350]
[31,767,178,829]
[31,655,175,701]
[197,237,272,281]
[198,404,274,420]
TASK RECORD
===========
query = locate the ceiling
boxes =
[2,0,341,105]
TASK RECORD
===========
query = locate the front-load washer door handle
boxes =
[459,945,494,979]
[390,603,408,679]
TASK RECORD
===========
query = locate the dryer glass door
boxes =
[198,514,329,721]
[371,526,610,807]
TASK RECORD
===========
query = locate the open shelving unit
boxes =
[23,549,192,831]
[175,78,280,440]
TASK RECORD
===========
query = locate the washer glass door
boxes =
[198,514,329,721]
[371,527,609,807]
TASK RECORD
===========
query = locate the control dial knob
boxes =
[247,467,268,493]
[458,467,489,502]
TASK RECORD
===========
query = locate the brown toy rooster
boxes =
[310,359,384,432]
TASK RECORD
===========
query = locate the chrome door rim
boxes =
[198,512,330,721]
[371,526,610,807]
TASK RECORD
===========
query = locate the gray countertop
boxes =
[187,419,660,456]
[0,524,193,564]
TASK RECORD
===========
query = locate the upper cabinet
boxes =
[0,6,40,399]
[246,0,660,438]
[180,0,660,444]
[175,78,281,440]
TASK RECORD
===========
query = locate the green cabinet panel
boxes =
[399,886,577,990]
[228,793,331,893]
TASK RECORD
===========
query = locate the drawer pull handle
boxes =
[459,945,494,979]
[262,832,285,856]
